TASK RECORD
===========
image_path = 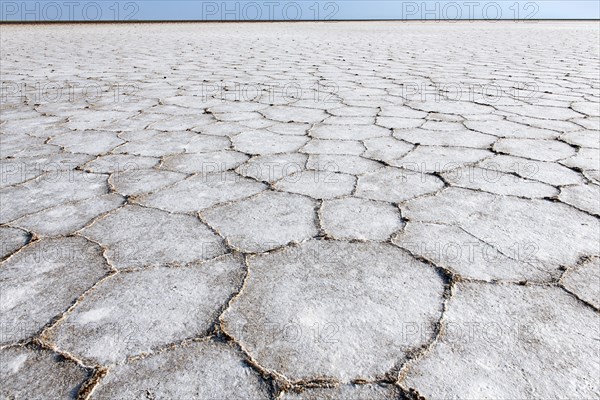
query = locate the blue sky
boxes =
[2,1,599,21]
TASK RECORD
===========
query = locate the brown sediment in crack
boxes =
[76,366,109,400]
[313,199,329,239]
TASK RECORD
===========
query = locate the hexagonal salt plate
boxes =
[267,122,311,136]
[497,104,584,121]
[571,101,600,117]
[402,188,600,270]
[114,131,195,157]
[393,128,496,149]
[222,240,445,382]
[237,153,308,183]
[80,205,225,270]
[441,167,558,199]
[375,117,423,130]
[138,172,266,213]
[403,283,600,399]
[301,139,365,156]
[306,154,383,176]
[160,151,249,174]
[310,124,390,140]
[274,170,356,200]
[478,155,584,186]
[232,130,309,155]
[1,153,93,188]
[201,191,318,253]
[356,167,444,203]
[407,100,494,115]
[261,106,328,123]
[0,171,108,224]
[46,255,245,365]
[83,154,160,175]
[493,138,576,162]
[390,146,492,173]
[464,120,558,139]
[393,222,556,282]
[0,346,90,399]
[48,131,124,155]
[362,137,414,163]
[321,198,404,241]
[0,237,108,345]
[507,116,581,133]
[213,111,263,122]
[91,340,270,399]
[108,169,187,197]
[11,193,125,237]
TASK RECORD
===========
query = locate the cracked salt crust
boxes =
[1,21,599,398]
[84,154,160,174]
[464,120,559,139]
[310,124,390,140]
[394,127,496,148]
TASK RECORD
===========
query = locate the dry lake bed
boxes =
[0,21,599,399]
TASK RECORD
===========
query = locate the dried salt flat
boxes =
[1,21,598,399]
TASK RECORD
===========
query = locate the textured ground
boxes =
[1,22,599,399]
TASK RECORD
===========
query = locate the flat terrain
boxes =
[1,22,599,399]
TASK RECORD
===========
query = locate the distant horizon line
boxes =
[2,18,599,24]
